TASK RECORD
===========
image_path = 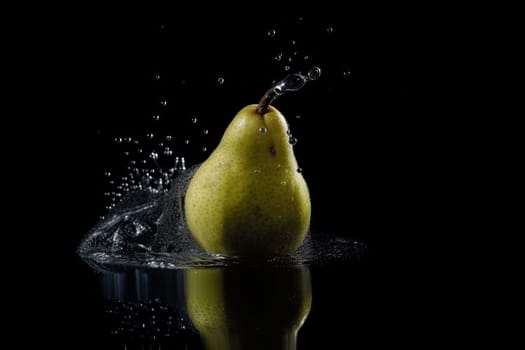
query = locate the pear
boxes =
[184,104,311,256]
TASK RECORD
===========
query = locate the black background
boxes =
[19,5,460,348]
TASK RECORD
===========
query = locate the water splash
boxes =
[79,162,366,269]
[256,67,321,115]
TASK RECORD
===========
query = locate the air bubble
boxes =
[146,133,154,140]
[164,147,172,156]
[296,115,301,119]
[259,127,268,134]
[284,65,291,71]
[160,100,167,107]
[274,53,282,61]
[191,117,198,123]
[304,55,309,61]
[202,146,207,152]
[203,129,209,135]
[114,137,122,144]
[152,115,160,121]
[124,151,130,156]
[184,139,190,145]
[267,29,276,37]
[154,74,161,80]
[165,135,172,141]
[297,167,303,173]
[217,77,224,84]
[104,171,111,177]
[326,26,334,33]
[343,70,352,78]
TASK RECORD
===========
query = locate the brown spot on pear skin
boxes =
[269,145,277,156]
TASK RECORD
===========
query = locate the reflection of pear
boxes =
[185,265,312,350]
[184,104,311,256]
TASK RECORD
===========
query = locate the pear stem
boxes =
[255,87,277,115]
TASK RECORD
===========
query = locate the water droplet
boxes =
[326,26,334,33]
[146,133,154,140]
[191,117,198,123]
[343,70,352,78]
[258,127,268,134]
[307,67,321,81]
[175,157,186,171]
[274,53,282,61]
[152,115,160,121]
[289,137,298,146]
[154,178,163,190]
[284,65,291,71]
[154,74,161,80]
[114,137,122,144]
[184,139,190,145]
[217,77,224,84]
[165,135,172,141]
[267,29,276,37]
[104,171,111,177]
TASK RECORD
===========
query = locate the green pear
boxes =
[184,104,311,256]
[185,265,312,350]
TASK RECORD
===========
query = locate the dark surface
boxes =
[23,7,450,348]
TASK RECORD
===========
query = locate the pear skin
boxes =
[184,104,311,256]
